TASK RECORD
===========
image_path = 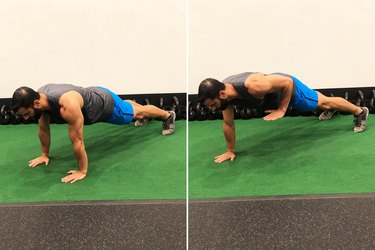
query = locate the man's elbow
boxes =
[38,128,50,137]
[72,138,84,151]
[284,78,293,89]
[223,122,235,130]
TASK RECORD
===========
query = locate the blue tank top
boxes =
[38,84,114,124]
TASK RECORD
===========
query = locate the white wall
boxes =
[189,0,375,93]
[2,0,374,97]
[0,0,186,98]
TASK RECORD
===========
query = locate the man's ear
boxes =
[219,90,227,99]
[33,99,41,108]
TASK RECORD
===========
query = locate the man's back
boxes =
[38,84,114,124]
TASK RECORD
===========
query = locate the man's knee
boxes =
[317,92,331,110]
[132,105,145,120]
[318,95,343,110]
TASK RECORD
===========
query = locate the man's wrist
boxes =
[79,168,88,175]
[278,107,287,113]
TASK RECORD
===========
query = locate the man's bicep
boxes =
[59,101,84,141]
[222,106,234,126]
[38,112,50,130]
[66,113,84,146]
[59,92,84,122]
[60,99,83,124]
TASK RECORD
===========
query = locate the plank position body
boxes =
[198,72,368,163]
[12,84,175,183]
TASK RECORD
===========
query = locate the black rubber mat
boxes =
[189,194,375,249]
[0,200,186,249]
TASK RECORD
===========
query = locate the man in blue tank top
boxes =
[198,72,369,163]
[11,84,176,183]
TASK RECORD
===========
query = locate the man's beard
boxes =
[33,107,42,121]
[220,98,228,110]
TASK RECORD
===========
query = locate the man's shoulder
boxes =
[244,73,266,85]
[223,72,257,83]
[37,83,62,93]
[59,91,83,105]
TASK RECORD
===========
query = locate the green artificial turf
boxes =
[0,121,186,203]
[189,115,375,199]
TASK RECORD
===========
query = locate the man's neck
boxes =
[224,83,239,100]
[39,93,51,111]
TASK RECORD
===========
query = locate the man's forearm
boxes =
[38,128,50,156]
[223,123,235,152]
[279,83,293,113]
[73,140,88,174]
[278,80,293,112]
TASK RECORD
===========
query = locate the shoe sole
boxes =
[353,108,369,133]
[162,111,176,135]
[319,110,337,120]
[135,119,149,127]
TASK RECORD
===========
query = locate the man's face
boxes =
[17,106,42,121]
[203,97,228,111]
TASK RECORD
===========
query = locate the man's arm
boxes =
[215,105,236,163]
[245,73,293,121]
[59,91,88,183]
[29,112,51,167]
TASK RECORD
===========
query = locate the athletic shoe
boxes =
[353,107,369,133]
[318,110,337,120]
[162,111,176,135]
[135,118,149,127]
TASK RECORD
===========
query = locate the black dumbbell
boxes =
[0,105,10,125]
[9,110,22,125]
[188,101,196,121]
[172,96,182,120]
[208,107,220,120]
[233,105,241,119]
[355,90,364,107]
[144,98,150,105]
[182,105,187,120]
[196,103,207,121]
[366,90,375,114]
[240,107,252,119]
[251,108,259,118]
[252,107,266,118]
[160,97,164,110]
[207,110,215,120]
[217,108,223,120]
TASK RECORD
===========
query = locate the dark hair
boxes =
[11,86,40,112]
[197,78,225,104]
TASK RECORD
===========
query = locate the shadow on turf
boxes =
[195,119,351,190]
[6,121,185,202]
[54,123,162,173]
